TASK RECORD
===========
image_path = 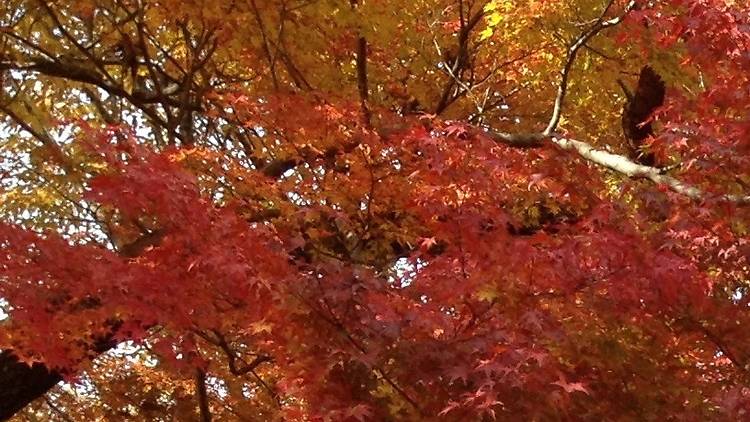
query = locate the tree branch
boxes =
[0,103,74,173]
[551,136,750,203]
[249,0,280,90]
[0,226,163,420]
[484,127,750,204]
[207,330,273,376]
[472,0,749,204]
[43,396,75,422]
[0,318,121,420]
[195,368,212,422]
[350,0,371,126]
[434,8,486,115]
[0,351,62,421]
[544,0,635,135]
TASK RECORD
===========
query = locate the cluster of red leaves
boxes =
[624,0,750,194]
[3,107,749,419]
[3,0,750,418]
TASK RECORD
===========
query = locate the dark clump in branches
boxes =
[619,65,666,166]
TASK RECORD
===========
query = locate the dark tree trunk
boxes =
[0,321,122,419]
[0,350,62,420]
[0,232,161,420]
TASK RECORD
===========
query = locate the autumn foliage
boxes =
[1,0,750,420]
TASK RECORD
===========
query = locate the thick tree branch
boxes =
[0,226,166,420]
[0,59,201,112]
[485,128,750,204]
[0,352,62,421]
[36,0,120,88]
[350,0,371,126]
[195,368,212,422]
[354,35,370,125]
[0,319,121,420]
[551,136,750,204]
[487,130,548,148]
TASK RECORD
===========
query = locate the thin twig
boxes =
[44,396,75,422]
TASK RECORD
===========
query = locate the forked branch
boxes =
[544,0,636,135]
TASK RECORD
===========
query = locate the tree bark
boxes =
[0,350,63,420]
[0,231,163,420]
[195,368,212,422]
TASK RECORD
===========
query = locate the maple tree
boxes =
[1,0,750,419]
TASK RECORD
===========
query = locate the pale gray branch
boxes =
[486,127,750,204]
[479,1,748,204]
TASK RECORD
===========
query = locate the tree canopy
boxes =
[1,0,750,420]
